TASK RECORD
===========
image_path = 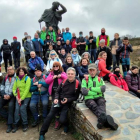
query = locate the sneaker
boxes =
[39,135,45,140]
[32,120,39,127]
[106,115,118,130]
[61,131,67,135]
[54,121,61,130]
[12,125,18,133]
[6,125,13,133]
[23,124,28,132]
[97,113,107,129]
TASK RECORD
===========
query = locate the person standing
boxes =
[40,26,47,41]
[71,33,77,49]
[11,36,21,69]
[47,26,57,43]
[63,40,72,54]
[63,27,72,43]
[1,39,12,72]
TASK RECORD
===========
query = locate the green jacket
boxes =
[40,31,47,41]
[13,75,31,100]
[81,75,105,100]
[47,30,56,42]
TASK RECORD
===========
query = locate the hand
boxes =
[137,90,140,93]
[54,99,58,104]
[47,42,49,45]
[34,82,38,86]
[18,99,22,105]
[89,40,92,43]
[57,74,61,78]
[16,96,19,101]
[38,84,42,88]
[49,69,52,72]
[84,75,88,78]
[53,75,57,79]
[4,95,8,100]
[58,50,60,53]
[61,98,67,104]
[6,95,10,100]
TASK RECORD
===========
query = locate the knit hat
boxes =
[88,63,97,70]
[13,36,17,40]
[113,66,120,71]
[35,64,42,72]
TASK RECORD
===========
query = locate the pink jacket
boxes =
[45,72,67,95]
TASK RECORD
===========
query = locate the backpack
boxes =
[62,79,79,93]
[5,75,16,83]
[95,59,102,74]
[33,75,46,82]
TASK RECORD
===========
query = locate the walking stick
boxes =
[38,84,41,132]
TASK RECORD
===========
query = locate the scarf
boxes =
[19,74,25,80]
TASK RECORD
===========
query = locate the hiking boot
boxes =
[106,115,118,130]
[23,124,28,132]
[12,125,18,133]
[6,125,13,133]
[54,121,61,130]
[64,126,68,133]
[32,120,39,127]
[39,135,45,140]
[97,113,107,129]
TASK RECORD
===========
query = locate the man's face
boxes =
[34,34,38,39]
[49,27,53,31]
[123,40,129,45]
[30,52,35,58]
[101,28,105,33]
[67,70,75,81]
[61,50,65,55]
[24,32,28,37]
[42,27,46,32]
[57,41,61,45]
[114,34,119,39]
[100,42,105,47]
[88,69,97,77]
[66,28,69,32]
[90,33,93,36]
[72,33,75,37]
[66,40,70,45]
[35,70,42,77]
[7,67,14,75]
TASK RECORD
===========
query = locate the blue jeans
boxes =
[121,58,130,78]
[88,49,96,62]
[14,98,30,125]
[13,53,20,69]
[112,54,120,68]
[30,94,49,121]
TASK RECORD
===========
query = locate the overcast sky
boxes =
[0,0,139,44]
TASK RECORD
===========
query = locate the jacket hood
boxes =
[3,39,8,44]
[109,73,123,78]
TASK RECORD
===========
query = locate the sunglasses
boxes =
[72,51,77,53]
[53,65,59,68]
[51,53,56,56]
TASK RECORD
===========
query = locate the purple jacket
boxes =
[125,70,140,92]
[45,72,67,95]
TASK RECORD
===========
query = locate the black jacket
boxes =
[11,41,21,54]
[88,36,96,49]
[59,54,67,64]
[96,46,112,68]
[1,39,12,55]
[55,79,81,103]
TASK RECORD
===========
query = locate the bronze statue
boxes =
[38,1,67,32]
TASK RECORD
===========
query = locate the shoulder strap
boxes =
[33,77,36,82]
[98,77,101,82]
[62,79,67,86]
[43,75,46,80]
[25,76,28,83]
[85,76,88,88]
[75,79,79,90]
[5,75,8,82]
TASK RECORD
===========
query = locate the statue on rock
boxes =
[38,1,67,32]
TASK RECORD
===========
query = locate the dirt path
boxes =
[0,122,76,140]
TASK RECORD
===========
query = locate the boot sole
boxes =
[107,115,118,130]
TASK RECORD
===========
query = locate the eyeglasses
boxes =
[53,66,59,68]
[51,53,56,56]
[72,51,77,53]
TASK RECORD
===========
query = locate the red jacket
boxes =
[109,73,129,91]
[71,38,77,48]
[98,58,110,77]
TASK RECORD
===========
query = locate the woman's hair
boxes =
[98,51,107,58]
[65,55,74,67]
[82,52,91,59]
[80,58,89,66]
[71,48,78,54]
[48,50,59,60]
[16,67,28,76]
[131,66,138,70]
[51,61,64,72]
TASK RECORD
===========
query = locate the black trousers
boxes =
[79,49,85,56]
[13,53,20,69]
[85,97,106,118]
[25,54,30,63]
[40,103,71,135]
[0,96,15,125]
[3,55,12,72]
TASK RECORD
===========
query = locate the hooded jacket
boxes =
[125,70,140,92]
[11,41,21,54]
[109,73,129,91]
[1,39,12,55]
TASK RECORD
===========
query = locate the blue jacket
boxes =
[117,43,133,58]
[63,44,72,53]
[77,65,88,79]
[32,38,44,52]
[63,32,72,42]
[30,74,49,95]
[28,56,44,71]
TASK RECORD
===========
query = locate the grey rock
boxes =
[105,91,117,96]
[121,102,131,110]
[122,127,131,135]
[129,124,140,129]
[119,120,134,124]
[134,105,140,112]
[125,111,140,119]
[113,113,123,118]
[135,134,140,140]
[128,98,140,103]
[114,138,130,140]
[113,99,121,105]
[107,104,120,111]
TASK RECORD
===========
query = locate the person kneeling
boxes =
[81,63,118,130]
[39,67,81,140]
[109,66,129,91]
[30,64,49,127]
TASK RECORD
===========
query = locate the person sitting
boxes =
[63,40,72,54]
[59,48,67,64]
[57,29,63,42]
[82,52,92,63]
[30,64,49,127]
[45,44,53,64]
[56,41,62,55]
[109,66,129,91]
[46,50,62,72]
[12,67,31,133]
[39,67,81,140]
[77,58,89,81]
[0,66,16,133]
[45,62,67,130]
[71,48,81,66]
[28,51,44,78]
[81,63,118,130]
[96,51,111,81]
[62,55,75,72]
[126,66,140,98]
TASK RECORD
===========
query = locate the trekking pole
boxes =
[38,85,41,132]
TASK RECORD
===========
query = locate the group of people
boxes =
[0,26,140,140]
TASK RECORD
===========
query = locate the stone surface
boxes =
[105,91,117,96]
[113,113,123,118]
[129,124,140,129]
[125,111,140,119]
[121,102,131,110]
[135,134,140,140]
[106,104,120,111]
[122,127,131,135]
[133,104,140,112]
